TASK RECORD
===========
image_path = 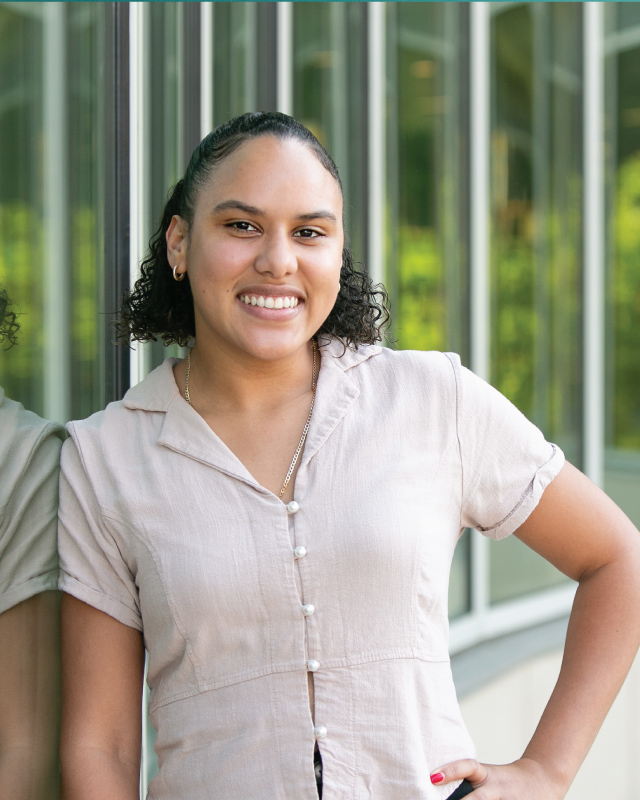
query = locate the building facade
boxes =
[1,3,639,796]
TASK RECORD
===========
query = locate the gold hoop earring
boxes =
[173,265,185,282]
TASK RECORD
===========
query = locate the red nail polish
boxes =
[430,772,445,785]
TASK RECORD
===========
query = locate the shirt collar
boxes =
[121,339,382,487]
[122,358,182,412]
[122,339,382,414]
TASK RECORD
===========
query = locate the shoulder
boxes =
[0,390,65,494]
[65,357,180,446]
[324,340,461,389]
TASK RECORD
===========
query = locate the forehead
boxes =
[197,136,343,216]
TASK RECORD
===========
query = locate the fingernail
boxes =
[430,772,445,785]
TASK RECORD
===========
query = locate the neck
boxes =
[182,338,317,415]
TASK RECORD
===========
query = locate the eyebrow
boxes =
[212,200,337,223]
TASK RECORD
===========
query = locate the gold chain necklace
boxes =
[184,341,318,499]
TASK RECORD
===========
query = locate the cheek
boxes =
[190,243,247,294]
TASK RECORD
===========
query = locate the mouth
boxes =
[238,293,300,309]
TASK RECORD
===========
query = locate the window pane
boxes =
[0,3,104,423]
[604,6,640,528]
[489,4,582,604]
[211,2,257,127]
[292,3,367,262]
[386,3,469,359]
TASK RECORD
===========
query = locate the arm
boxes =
[60,594,145,800]
[433,462,640,798]
[0,591,61,799]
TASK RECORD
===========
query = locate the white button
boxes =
[307,659,320,672]
[314,725,327,739]
[286,501,300,515]
[293,546,307,559]
[302,603,315,617]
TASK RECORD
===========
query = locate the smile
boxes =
[239,295,300,309]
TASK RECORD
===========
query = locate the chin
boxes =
[240,332,310,362]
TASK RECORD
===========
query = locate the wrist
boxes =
[517,754,573,799]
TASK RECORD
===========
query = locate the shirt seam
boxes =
[148,649,451,714]
[98,509,205,687]
[444,353,465,533]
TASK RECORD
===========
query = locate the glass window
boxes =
[292,2,368,265]
[0,3,105,424]
[211,2,257,127]
[489,3,582,605]
[386,3,469,359]
[604,5,640,529]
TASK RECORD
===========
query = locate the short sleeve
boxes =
[0,423,64,614]
[446,354,565,539]
[57,435,142,630]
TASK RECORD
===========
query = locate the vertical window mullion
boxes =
[276,1,292,115]
[469,2,491,623]
[43,2,70,424]
[583,3,605,488]
[201,1,213,138]
[129,2,151,389]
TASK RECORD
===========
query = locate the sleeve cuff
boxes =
[0,570,59,614]
[59,572,143,631]
[477,444,566,540]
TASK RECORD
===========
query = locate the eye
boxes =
[226,220,259,233]
[294,228,323,239]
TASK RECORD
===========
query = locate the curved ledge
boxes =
[451,615,569,698]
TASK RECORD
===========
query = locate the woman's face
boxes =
[167,135,344,363]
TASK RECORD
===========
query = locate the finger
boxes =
[430,759,489,787]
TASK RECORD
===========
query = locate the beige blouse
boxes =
[58,340,564,799]
[0,388,64,613]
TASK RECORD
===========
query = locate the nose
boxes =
[253,229,297,278]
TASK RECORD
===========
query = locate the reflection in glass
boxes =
[0,287,64,797]
[293,2,368,264]
[386,2,469,359]
[210,2,257,128]
[604,6,640,528]
[0,4,104,794]
[0,3,105,422]
[489,3,582,605]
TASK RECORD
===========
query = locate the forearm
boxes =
[60,744,140,800]
[0,592,61,799]
[522,556,640,789]
[0,747,59,800]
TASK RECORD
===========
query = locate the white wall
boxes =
[459,649,640,799]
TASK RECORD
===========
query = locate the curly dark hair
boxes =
[117,111,390,349]
[0,288,19,348]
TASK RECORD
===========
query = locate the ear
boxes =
[166,215,187,267]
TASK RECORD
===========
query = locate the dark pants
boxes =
[446,779,475,799]
[314,750,323,798]
[313,755,473,800]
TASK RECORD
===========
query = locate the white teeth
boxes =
[240,294,300,308]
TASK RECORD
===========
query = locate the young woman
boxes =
[58,112,640,800]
